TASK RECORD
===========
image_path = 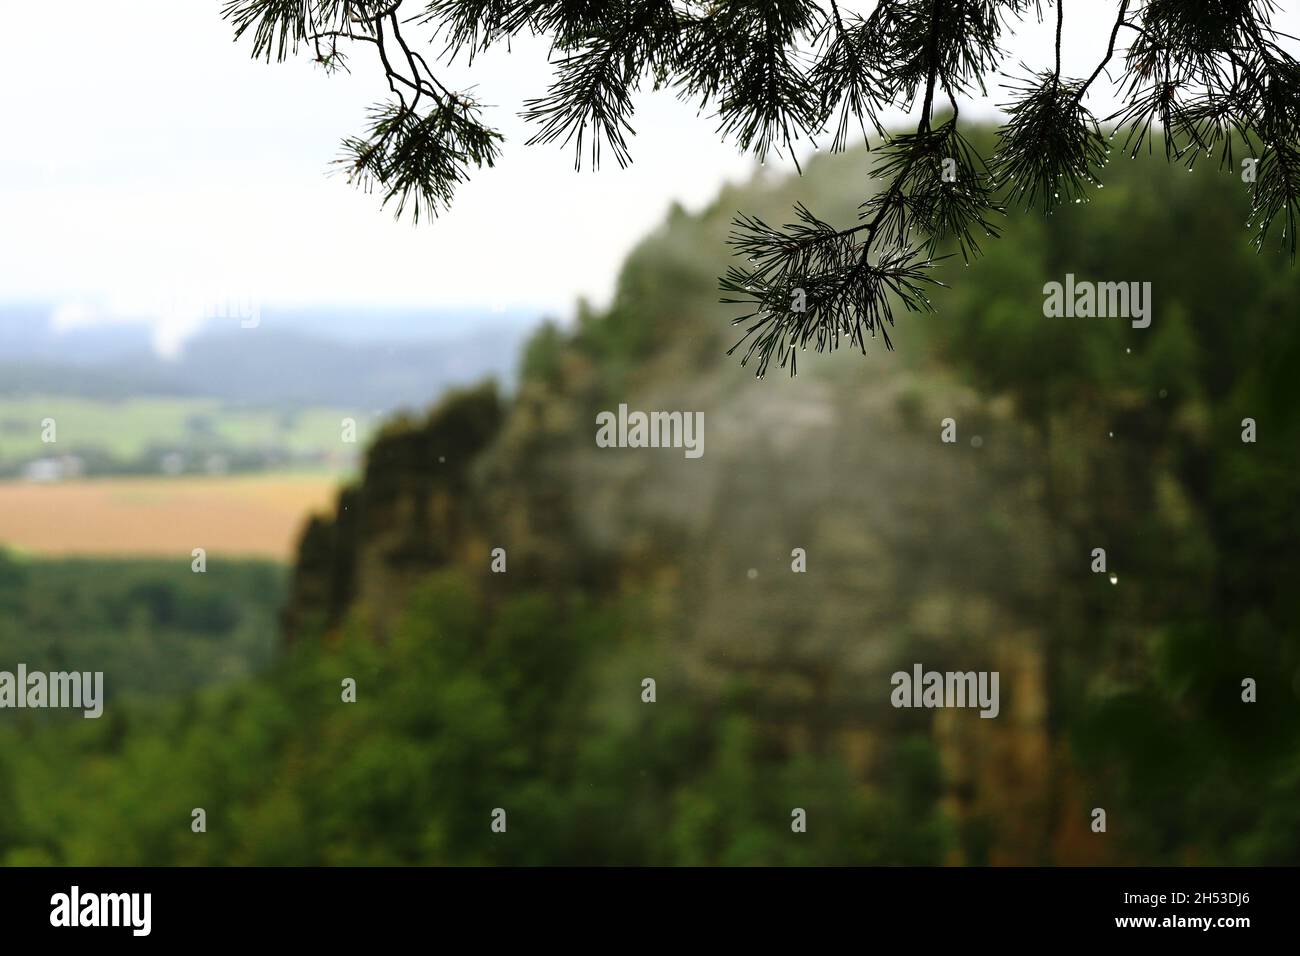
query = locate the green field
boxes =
[0,396,376,472]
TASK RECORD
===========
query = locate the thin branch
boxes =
[1079,0,1131,99]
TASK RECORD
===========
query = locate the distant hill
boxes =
[0,310,540,409]
[248,306,541,345]
[0,359,187,400]
[0,307,542,476]
[0,307,154,364]
[110,324,532,411]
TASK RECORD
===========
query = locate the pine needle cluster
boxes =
[223,0,1300,374]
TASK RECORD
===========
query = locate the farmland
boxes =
[0,395,376,476]
[0,473,341,560]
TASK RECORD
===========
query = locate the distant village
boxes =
[8,447,360,482]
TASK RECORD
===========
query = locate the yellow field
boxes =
[0,474,343,560]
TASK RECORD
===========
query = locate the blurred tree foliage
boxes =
[0,555,283,703]
[0,571,944,864]
[2,130,1298,865]
[934,136,1300,865]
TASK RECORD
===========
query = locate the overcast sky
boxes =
[1,1,1292,352]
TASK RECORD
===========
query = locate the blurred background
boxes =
[0,3,1297,865]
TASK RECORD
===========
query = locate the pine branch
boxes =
[993,69,1107,211]
[1250,139,1300,261]
[720,204,942,378]
[719,0,1000,376]
[224,0,1300,374]
[336,95,502,222]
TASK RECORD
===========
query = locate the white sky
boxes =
[0,0,1294,348]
